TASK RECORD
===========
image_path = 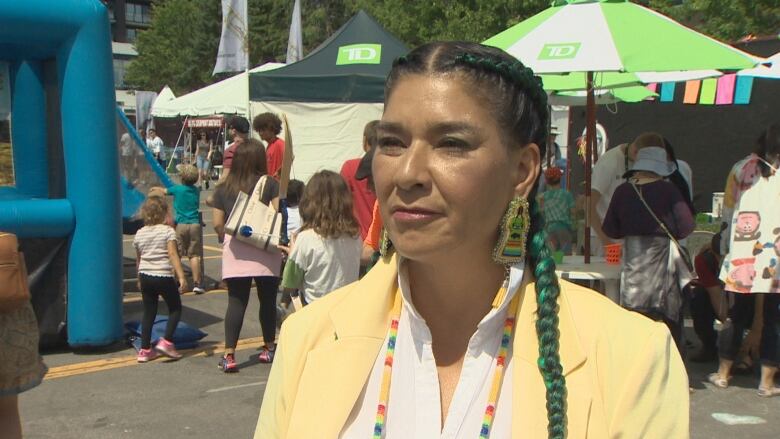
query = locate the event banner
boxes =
[286,0,303,63]
[135,91,157,132]
[214,0,248,75]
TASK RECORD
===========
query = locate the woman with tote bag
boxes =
[211,140,282,372]
[602,141,695,356]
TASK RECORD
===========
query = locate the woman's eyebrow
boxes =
[377,121,478,136]
[376,121,405,135]
[428,122,478,136]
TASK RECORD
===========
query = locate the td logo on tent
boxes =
[538,43,581,60]
[337,44,382,65]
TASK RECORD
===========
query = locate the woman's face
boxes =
[374,74,539,263]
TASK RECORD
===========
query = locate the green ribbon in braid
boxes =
[528,199,567,439]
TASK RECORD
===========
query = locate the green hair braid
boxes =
[453,54,549,137]
[527,198,567,439]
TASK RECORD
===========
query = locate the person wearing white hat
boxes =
[602,140,696,357]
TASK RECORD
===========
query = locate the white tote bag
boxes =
[224,176,282,252]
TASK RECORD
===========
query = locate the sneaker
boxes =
[192,284,206,294]
[219,353,238,373]
[258,347,276,363]
[137,348,158,363]
[155,337,183,359]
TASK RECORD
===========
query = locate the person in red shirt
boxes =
[252,113,285,179]
[221,115,250,178]
[341,121,379,241]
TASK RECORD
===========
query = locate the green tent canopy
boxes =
[249,10,409,103]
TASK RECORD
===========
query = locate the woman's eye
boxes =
[437,137,471,150]
[378,137,405,152]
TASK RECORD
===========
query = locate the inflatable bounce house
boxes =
[0,0,166,346]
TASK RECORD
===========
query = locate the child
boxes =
[281,171,362,305]
[286,179,305,239]
[538,166,575,253]
[278,179,305,311]
[153,165,205,293]
[133,196,188,362]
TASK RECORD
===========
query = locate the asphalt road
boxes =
[17,189,780,438]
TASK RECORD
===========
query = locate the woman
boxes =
[211,139,282,372]
[709,123,780,397]
[602,141,695,352]
[195,131,213,189]
[256,42,688,438]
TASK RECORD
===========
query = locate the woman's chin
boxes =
[393,240,483,265]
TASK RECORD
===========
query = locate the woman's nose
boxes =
[393,141,431,192]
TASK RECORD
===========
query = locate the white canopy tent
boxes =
[251,101,383,183]
[151,63,285,118]
[155,85,176,105]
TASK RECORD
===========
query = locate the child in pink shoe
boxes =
[133,196,188,362]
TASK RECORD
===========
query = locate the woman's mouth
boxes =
[391,207,441,223]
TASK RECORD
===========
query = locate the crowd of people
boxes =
[537,123,780,398]
[2,40,779,438]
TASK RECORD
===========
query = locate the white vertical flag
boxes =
[135,91,158,131]
[214,0,249,75]
[286,0,303,63]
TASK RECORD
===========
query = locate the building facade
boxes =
[102,0,153,116]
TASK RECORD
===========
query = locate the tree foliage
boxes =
[124,0,220,95]
[126,0,779,94]
[649,0,780,42]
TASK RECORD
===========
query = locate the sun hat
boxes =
[624,146,675,177]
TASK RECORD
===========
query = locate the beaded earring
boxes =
[493,195,530,264]
[379,228,392,258]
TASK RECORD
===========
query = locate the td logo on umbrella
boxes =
[539,43,581,60]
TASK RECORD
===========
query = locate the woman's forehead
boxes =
[382,74,493,128]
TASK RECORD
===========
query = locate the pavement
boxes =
[16,189,780,438]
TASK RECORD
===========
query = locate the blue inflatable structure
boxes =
[0,0,122,346]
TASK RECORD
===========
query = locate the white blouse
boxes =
[340,259,526,438]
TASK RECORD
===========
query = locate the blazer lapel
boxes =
[512,280,591,438]
[287,256,398,438]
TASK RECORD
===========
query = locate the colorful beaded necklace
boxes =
[373,284,521,438]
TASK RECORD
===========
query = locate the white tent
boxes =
[155,85,176,105]
[151,63,284,118]
[251,101,383,183]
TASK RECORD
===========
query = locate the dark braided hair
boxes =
[387,42,566,438]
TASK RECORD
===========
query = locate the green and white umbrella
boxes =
[739,52,780,79]
[484,0,758,74]
[540,69,722,92]
[550,85,655,105]
[484,0,758,260]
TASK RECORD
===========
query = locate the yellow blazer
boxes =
[255,256,689,438]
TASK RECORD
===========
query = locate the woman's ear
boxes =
[513,143,541,198]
